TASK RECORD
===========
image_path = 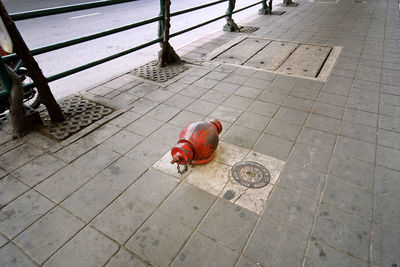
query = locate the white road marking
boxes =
[69,12,101,20]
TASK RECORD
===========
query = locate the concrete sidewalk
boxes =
[1,0,399,266]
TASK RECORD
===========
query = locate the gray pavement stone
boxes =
[234,86,262,99]
[178,75,201,85]
[54,137,97,163]
[258,90,287,105]
[372,224,400,267]
[112,92,139,106]
[318,92,347,107]
[23,132,62,153]
[0,168,5,179]
[254,133,293,161]
[102,129,144,154]
[323,76,352,96]
[213,81,241,94]
[334,136,376,163]
[264,118,302,141]
[172,232,239,267]
[108,111,141,128]
[85,124,120,144]
[44,226,118,267]
[379,115,400,133]
[374,192,400,227]
[127,211,192,267]
[14,207,84,264]
[159,183,216,228]
[192,77,219,89]
[125,115,164,137]
[290,87,320,101]
[243,77,270,90]
[223,73,249,85]
[145,89,173,103]
[72,145,120,176]
[0,234,7,247]
[164,94,196,109]
[92,194,154,244]
[278,161,325,201]
[106,248,149,267]
[185,99,218,116]
[179,85,208,98]
[0,175,28,208]
[375,166,400,198]
[35,165,91,203]
[297,127,336,151]
[0,144,44,172]
[378,128,400,150]
[284,96,314,112]
[200,90,230,104]
[251,71,276,82]
[329,156,374,188]
[199,199,257,252]
[169,110,205,128]
[146,104,180,122]
[0,190,54,238]
[128,98,159,115]
[306,114,341,134]
[312,102,344,120]
[322,176,373,220]
[125,138,170,168]
[222,95,253,111]
[347,96,379,113]
[123,168,177,207]
[274,106,308,125]
[247,100,279,118]
[236,111,270,131]
[244,219,307,266]
[343,108,377,127]
[269,75,298,90]
[339,120,377,144]
[287,143,331,173]
[0,242,37,267]
[312,204,370,261]
[263,186,317,235]
[148,123,181,147]
[209,106,243,123]
[305,241,368,267]
[236,256,260,267]
[126,83,159,97]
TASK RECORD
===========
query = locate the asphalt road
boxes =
[4,0,262,99]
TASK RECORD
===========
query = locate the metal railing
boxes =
[2,0,271,90]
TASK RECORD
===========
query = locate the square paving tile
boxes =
[44,226,118,267]
[169,110,205,128]
[222,95,253,111]
[322,176,373,219]
[199,199,257,251]
[102,129,144,154]
[180,85,208,99]
[278,161,325,200]
[91,194,154,244]
[145,89,173,103]
[128,98,159,115]
[126,138,170,168]
[164,94,196,109]
[209,106,243,123]
[222,125,261,149]
[125,116,164,137]
[247,100,279,118]
[335,136,376,163]
[339,120,377,144]
[0,190,54,238]
[343,108,377,127]
[108,111,141,128]
[107,248,148,267]
[0,175,29,207]
[123,168,178,207]
[14,207,84,264]
[329,156,374,188]
[284,96,315,112]
[312,102,344,120]
[148,123,181,147]
[213,141,249,166]
[263,186,317,235]
[147,104,180,122]
[85,124,120,144]
[378,129,400,150]
[377,145,400,171]
[126,211,192,267]
[244,219,307,266]
[306,113,341,134]
[305,241,368,267]
[0,243,37,267]
[274,107,309,125]
[234,86,262,99]
[372,224,400,267]
[253,133,293,161]
[0,144,44,172]
[291,87,320,101]
[126,83,159,97]
[297,127,336,151]
[375,166,400,198]
[54,137,97,163]
[199,90,230,104]
[236,111,270,131]
[264,119,302,141]
[185,99,218,116]
[287,143,332,173]
[312,204,370,261]
[172,232,239,267]
[159,183,216,228]
[257,90,287,105]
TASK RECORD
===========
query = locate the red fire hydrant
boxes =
[171,119,222,173]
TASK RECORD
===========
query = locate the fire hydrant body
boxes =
[171,119,222,171]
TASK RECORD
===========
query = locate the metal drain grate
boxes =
[231,161,271,188]
[239,26,260,34]
[132,60,189,82]
[40,95,113,140]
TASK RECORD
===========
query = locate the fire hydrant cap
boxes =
[208,118,222,134]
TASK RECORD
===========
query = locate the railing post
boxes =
[259,0,273,14]
[158,0,180,67]
[224,0,240,32]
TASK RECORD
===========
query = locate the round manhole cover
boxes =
[231,161,271,188]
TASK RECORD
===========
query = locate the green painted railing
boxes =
[2,0,270,91]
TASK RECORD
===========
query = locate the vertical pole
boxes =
[224,0,240,32]
[0,56,11,93]
[158,0,180,67]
